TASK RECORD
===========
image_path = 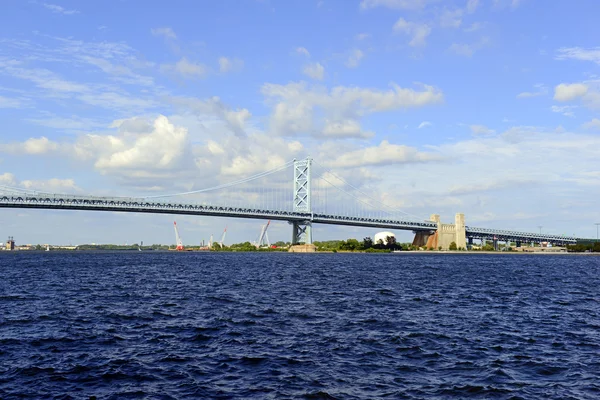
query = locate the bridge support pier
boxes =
[291,221,312,245]
[467,237,473,250]
[493,238,498,251]
[416,213,467,250]
[516,240,521,248]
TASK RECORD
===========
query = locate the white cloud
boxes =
[261,81,443,137]
[582,119,600,130]
[20,178,79,192]
[464,22,483,32]
[168,96,252,137]
[0,95,24,108]
[356,33,371,40]
[27,115,105,131]
[151,27,177,40]
[551,105,576,117]
[79,56,154,86]
[218,57,243,73]
[554,83,588,102]
[360,0,435,10]
[26,137,58,154]
[418,121,432,129]
[296,47,310,57]
[393,18,431,47]
[470,125,495,135]
[449,177,535,195]
[0,136,59,155]
[42,3,79,15]
[0,40,159,114]
[92,115,189,171]
[466,0,479,13]
[516,84,548,98]
[556,47,600,65]
[345,49,364,68]
[322,120,374,139]
[303,62,325,80]
[440,9,463,28]
[448,36,489,57]
[449,43,474,57]
[161,57,208,79]
[326,140,441,168]
[493,0,523,9]
[0,172,17,186]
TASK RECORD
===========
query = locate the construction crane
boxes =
[257,220,271,248]
[219,226,227,248]
[173,221,184,251]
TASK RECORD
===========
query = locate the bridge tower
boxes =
[292,157,313,244]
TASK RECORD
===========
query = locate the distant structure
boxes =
[256,221,271,248]
[413,213,467,250]
[173,221,184,251]
[374,231,395,245]
[6,236,15,251]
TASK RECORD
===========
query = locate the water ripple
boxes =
[1,252,599,398]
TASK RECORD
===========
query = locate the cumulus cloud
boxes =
[303,62,325,80]
[0,136,59,155]
[89,115,190,172]
[326,140,442,168]
[554,83,588,102]
[261,81,443,137]
[151,27,177,39]
[345,49,364,68]
[393,18,431,47]
[168,96,251,137]
[0,172,17,186]
[418,121,432,129]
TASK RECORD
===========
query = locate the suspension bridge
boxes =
[0,157,583,249]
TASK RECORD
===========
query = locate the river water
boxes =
[0,252,599,399]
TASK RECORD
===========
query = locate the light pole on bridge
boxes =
[538,225,542,235]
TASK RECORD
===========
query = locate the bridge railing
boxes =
[466,226,577,242]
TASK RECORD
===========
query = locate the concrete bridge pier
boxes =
[493,238,499,251]
[467,237,473,250]
[413,213,467,250]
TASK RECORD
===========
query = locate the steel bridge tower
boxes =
[292,157,312,244]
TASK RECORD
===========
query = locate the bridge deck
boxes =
[0,193,581,244]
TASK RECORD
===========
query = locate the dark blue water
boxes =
[1,252,599,399]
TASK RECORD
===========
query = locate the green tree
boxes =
[363,237,373,249]
[449,241,457,250]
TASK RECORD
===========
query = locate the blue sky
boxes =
[1,0,600,245]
